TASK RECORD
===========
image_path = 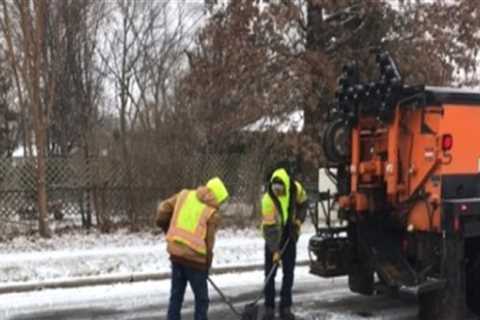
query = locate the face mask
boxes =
[271,183,285,195]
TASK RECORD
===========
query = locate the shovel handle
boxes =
[207,276,242,317]
[251,237,291,305]
[207,237,292,317]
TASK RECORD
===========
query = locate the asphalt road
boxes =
[5,273,419,320]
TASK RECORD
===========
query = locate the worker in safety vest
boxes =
[261,168,308,320]
[156,177,229,320]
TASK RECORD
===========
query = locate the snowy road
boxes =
[2,266,418,320]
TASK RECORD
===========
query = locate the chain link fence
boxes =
[0,152,266,237]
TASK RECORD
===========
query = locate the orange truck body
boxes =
[343,99,480,232]
[309,51,480,320]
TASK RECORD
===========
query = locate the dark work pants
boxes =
[264,237,297,309]
[167,262,209,320]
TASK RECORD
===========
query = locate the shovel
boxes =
[207,276,243,317]
[208,238,291,320]
[240,256,280,320]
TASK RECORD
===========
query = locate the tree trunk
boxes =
[119,78,136,231]
[35,133,50,237]
[119,6,137,231]
[30,0,51,238]
[302,2,327,184]
[304,1,325,136]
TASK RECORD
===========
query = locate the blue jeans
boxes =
[167,262,209,320]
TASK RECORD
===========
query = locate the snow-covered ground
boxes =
[0,266,417,320]
[0,223,417,320]
[0,267,322,319]
[0,226,314,284]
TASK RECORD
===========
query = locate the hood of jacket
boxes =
[270,168,291,191]
[205,177,229,206]
[196,178,229,209]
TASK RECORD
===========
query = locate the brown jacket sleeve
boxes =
[155,193,178,233]
[206,212,221,268]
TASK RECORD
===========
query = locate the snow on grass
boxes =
[0,228,163,254]
[0,225,315,283]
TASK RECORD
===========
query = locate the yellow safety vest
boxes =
[166,190,213,255]
[262,169,307,227]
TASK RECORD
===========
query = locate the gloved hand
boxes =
[273,251,281,265]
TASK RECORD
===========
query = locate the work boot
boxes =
[279,307,295,320]
[262,307,275,320]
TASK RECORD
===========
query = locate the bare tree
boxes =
[45,0,106,158]
[0,1,32,156]
[132,2,192,133]
[1,0,55,237]
[99,0,194,229]
[0,45,18,157]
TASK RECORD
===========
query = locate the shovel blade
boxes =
[241,303,259,320]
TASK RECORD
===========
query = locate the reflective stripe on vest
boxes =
[262,180,306,227]
[166,190,213,255]
[261,194,277,226]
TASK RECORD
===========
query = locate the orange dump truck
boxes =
[309,50,480,319]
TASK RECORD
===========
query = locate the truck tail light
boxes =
[442,134,453,151]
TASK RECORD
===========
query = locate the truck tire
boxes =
[418,290,442,320]
[348,265,374,295]
[466,255,480,316]
[322,118,350,164]
[419,237,465,320]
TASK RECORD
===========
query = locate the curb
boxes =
[0,260,309,295]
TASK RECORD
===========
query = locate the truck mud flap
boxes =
[357,221,419,287]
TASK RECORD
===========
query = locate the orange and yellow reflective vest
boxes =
[166,190,215,255]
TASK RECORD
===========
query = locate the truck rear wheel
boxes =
[466,255,480,316]
[348,264,374,295]
[418,236,465,320]
[322,118,350,164]
[418,279,465,320]
[418,290,444,320]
